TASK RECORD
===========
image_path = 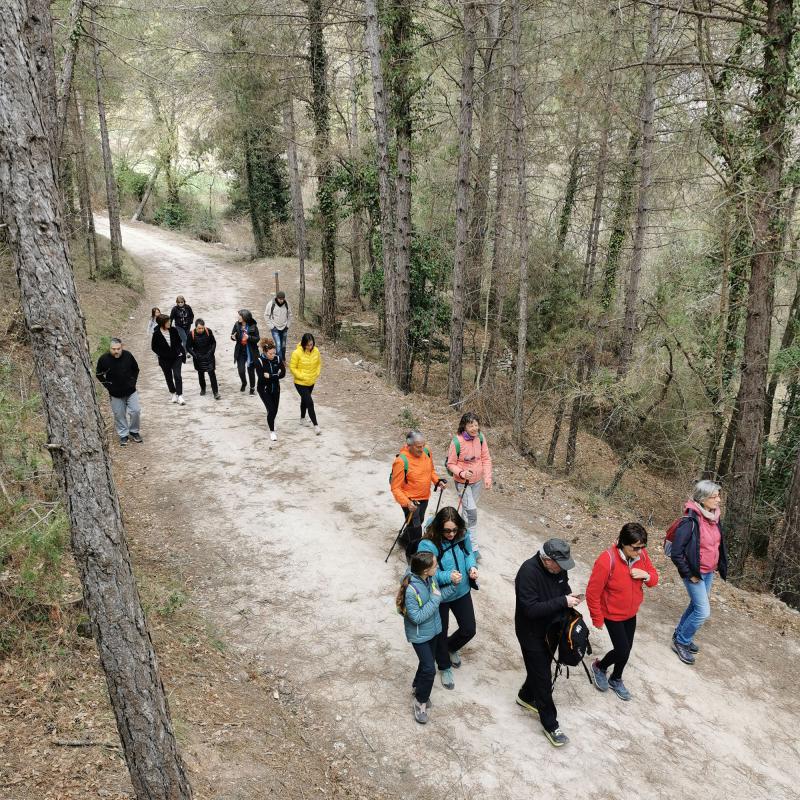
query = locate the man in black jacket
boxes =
[514,538,582,747]
[95,338,142,446]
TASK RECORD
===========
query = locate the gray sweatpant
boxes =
[456,479,483,549]
[110,392,141,438]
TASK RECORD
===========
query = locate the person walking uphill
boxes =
[186,318,220,400]
[446,412,492,560]
[390,431,447,558]
[514,538,583,748]
[95,337,142,446]
[151,314,186,405]
[289,333,322,434]
[265,290,291,362]
[418,507,478,691]
[169,295,194,349]
[586,523,658,701]
[396,550,458,724]
[231,309,260,394]
[255,338,285,441]
[670,480,728,665]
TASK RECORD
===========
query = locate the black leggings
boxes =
[436,591,476,670]
[294,383,317,425]
[160,359,183,395]
[198,370,218,394]
[258,385,280,431]
[598,615,637,681]
[237,359,256,389]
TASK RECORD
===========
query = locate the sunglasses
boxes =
[442,526,458,533]
[627,544,646,551]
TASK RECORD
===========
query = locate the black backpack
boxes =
[546,607,592,687]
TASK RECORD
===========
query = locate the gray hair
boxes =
[405,430,425,446]
[693,480,721,503]
[110,337,123,346]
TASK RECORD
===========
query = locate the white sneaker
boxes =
[177,395,185,406]
[270,432,277,441]
[170,394,177,403]
[314,425,321,436]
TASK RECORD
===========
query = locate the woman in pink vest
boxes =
[446,412,492,561]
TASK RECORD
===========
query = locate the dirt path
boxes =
[96,218,800,800]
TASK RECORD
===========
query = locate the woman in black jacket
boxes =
[255,338,286,440]
[169,295,194,350]
[151,314,186,405]
[230,309,260,394]
[187,318,220,400]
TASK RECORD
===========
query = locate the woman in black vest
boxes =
[230,309,260,394]
[151,314,186,405]
[255,338,286,440]
[187,318,219,399]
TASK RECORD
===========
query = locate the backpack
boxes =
[446,433,484,476]
[389,448,431,486]
[546,607,593,687]
[395,575,432,616]
[663,511,697,557]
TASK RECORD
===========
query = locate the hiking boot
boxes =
[249,387,255,395]
[515,695,538,716]
[410,688,432,707]
[440,668,455,690]
[449,650,462,668]
[200,388,206,396]
[671,639,696,665]
[412,698,429,725]
[608,678,631,701]
[214,393,221,400]
[119,436,129,446]
[591,659,609,692]
[240,384,246,392]
[129,432,143,444]
[672,631,699,654]
[543,727,569,747]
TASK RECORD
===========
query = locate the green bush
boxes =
[116,160,150,202]
[153,201,189,229]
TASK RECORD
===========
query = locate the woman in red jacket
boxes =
[585,522,658,701]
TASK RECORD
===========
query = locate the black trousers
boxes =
[412,634,439,704]
[435,591,476,669]
[294,383,317,425]
[160,359,183,395]
[598,615,637,680]
[237,358,256,389]
[401,499,428,558]
[518,642,558,733]
[197,369,218,394]
[258,385,281,431]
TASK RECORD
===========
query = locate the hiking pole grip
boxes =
[385,508,414,563]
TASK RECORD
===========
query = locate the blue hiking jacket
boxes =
[402,573,458,643]
[417,533,477,601]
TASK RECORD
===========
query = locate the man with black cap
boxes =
[514,537,583,747]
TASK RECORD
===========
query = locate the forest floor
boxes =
[4,219,800,800]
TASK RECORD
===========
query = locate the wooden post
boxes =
[274,271,280,294]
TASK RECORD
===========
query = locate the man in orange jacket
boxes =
[391,430,447,557]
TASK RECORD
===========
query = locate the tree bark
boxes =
[447,0,479,406]
[348,52,364,303]
[71,92,100,280]
[130,164,160,223]
[306,0,337,338]
[89,5,123,277]
[725,0,796,577]
[618,0,660,377]
[284,99,307,319]
[56,0,85,154]
[770,443,800,608]
[244,130,267,258]
[0,4,193,797]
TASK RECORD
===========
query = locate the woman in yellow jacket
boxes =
[289,332,322,434]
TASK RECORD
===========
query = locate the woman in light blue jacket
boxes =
[397,550,457,724]
[417,507,478,691]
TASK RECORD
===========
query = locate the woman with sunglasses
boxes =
[417,506,478,692]
[585,522,658,701]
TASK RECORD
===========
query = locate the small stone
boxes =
[272,690,279,700]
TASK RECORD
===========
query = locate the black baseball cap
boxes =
[542,538,575,571]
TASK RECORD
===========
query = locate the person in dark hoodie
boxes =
[230,309,260,394]
[151,314,186,405]
[514,538,583,748]
[186,318,220,399]
[255,337,286,440]
[169,295,194,350]
[95,337,142,446]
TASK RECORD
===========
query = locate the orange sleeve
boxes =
[390,458,411,507]
[430,451,441,487]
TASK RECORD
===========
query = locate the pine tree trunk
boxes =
[547,393,567,467]
[725,0,796,577]
[307,0,337,338]
[284,99,307,319]
[618,0,660,377]
[769,443,800,608]
[447,0,479,406]
[0,4,193,797]
[71,92,99,280]
[348,53,364,304]
[244,131,267,258]
[130,164,160,222]
[55,0,85,153]
[89,6,123,277]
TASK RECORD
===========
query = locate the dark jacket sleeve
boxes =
[670,517,697,580]
[208,330,216,356]
[517,561,568,621]
[95,354,110,387]
[169,305,177,323]
[250,323,261,347]
[277,359,286,379]
[254,357,266,381]
[186,305,194,325]
[151,330,161,356]
[130,354,140,381]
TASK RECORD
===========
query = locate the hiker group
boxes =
[95,290,323,445]
[390,419,727,748]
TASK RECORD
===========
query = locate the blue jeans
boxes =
[412,635,439,704]
[271,327,288,362]
[675,573,714,646]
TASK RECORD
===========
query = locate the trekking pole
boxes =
[385,508,414,563]
[456,478,470,515]
[433,482,445,516]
